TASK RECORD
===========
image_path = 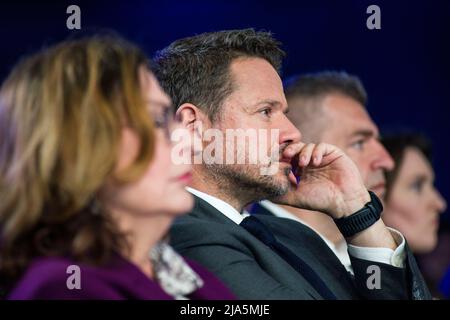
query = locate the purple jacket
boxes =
[8,254,235,300]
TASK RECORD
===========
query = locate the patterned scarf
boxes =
[149,241,204,300]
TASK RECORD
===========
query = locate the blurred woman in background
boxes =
[382,133,449,298]
[0,35,234,299]
[382,133,447,254]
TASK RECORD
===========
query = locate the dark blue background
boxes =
[1,0,449,223]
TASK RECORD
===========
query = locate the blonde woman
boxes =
[0,35,234,299]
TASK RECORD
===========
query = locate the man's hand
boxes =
[274,142,370,219]
[274,142,399,250]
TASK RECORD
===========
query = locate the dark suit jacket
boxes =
[170,195,431,299]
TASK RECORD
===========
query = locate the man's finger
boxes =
[282,141,306,158]
[312,142,329,166]
[298,143,316,167]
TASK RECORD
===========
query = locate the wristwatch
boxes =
[333,191,383,238]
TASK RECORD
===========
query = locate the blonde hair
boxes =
[0,35,155,284]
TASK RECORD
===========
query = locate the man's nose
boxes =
[279,114,302,144]
[371,141,395,171]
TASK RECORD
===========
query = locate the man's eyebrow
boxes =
[350,129,378,139]
[254,99,289,113]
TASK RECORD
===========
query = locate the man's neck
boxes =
[278,205,345,246]
[190,167,249,212]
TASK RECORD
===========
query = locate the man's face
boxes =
[206,57,301,201]
[318,94,394,198]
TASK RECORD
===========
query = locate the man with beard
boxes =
[154,29,430,299]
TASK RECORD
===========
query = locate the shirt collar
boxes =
[186,187,249,224]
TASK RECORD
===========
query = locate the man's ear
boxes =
[176,103,210,133]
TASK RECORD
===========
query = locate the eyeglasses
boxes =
[153,105,178,141]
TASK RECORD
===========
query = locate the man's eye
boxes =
[260,108,272,117]
[351,140,365,151]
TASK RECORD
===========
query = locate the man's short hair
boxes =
[153,29,285,121]
[284,71,367,106]
[283,71,368,142]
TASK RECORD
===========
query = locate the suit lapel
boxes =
[190,194,239,226]
[189,194,323,299]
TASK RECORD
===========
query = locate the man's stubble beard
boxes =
[205,162,291,206]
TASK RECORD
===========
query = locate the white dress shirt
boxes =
[187,187,406,271]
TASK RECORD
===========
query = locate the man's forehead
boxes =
[229,58,285,99]
[322,94,379,137]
